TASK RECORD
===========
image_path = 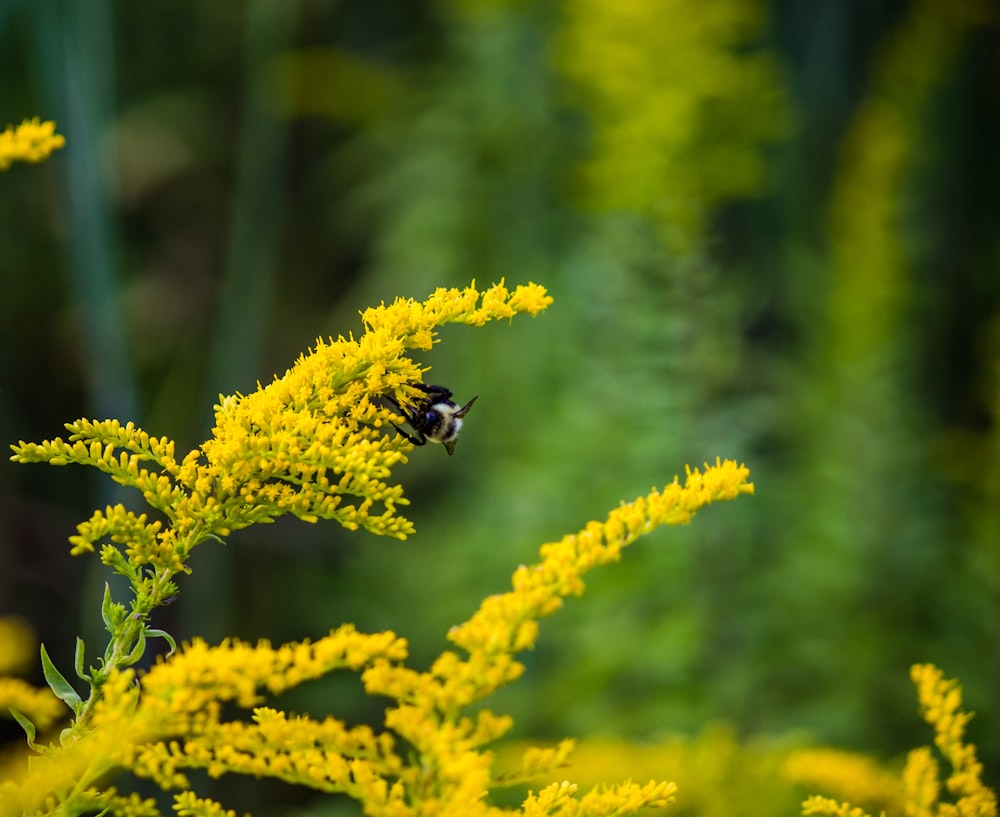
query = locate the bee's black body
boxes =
[389,384,478,455]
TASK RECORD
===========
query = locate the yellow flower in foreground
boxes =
[356,459,751,814]
[446,458,754,665]
[802,665,996,817]
[1,460,751,817]
[908,663,996,817]
[0,118,65,170]
[5,279,754,816]
[4,280,551,811]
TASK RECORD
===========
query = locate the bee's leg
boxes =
[392,424,426,446]
[382,392,422,445]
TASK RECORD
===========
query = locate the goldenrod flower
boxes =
[5,280,551,814]
[802,665,997,817]
[9,281,551,671]
[0,118,65,170]
[173,792,241,817]
[2,459,750,816]
[4,280,759,817]
[907,663,997,817]
[357,459,750,813]
[445,458,755,670]
[903,746,941,817]
[12,281,551,552]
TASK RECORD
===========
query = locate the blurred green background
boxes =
[2,0,998,812]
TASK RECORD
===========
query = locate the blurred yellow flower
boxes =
[0,678,64,732]
[801,665,997,817]
[555,0,789,249]
[784,748,902,816]
[0,616,35,676]
[0,118,65,170]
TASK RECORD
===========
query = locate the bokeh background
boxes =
[2,0,998,812]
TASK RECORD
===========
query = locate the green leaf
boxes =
[40,644,83,715]
[124,629,147,666]
[100,582,121,632]
[74,636,91,682]
[146,628,177,656]
[9,707,39,750]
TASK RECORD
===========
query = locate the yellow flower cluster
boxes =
[4,280,552,813]
[784,748,902,815]
[907,663,996,817]
[351,459,750,815]
[12,281,552,561]
[1,460,752,817]
[446,459,754,668]
[4,278,759,816]
[1,626,408,816]
[520,779,677,817]
[802,664,996,817]
[0,118,65,171]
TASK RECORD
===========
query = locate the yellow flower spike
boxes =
[450,459,753,661]
[802,665,996,817]
[907,664,997,817]
[902,746,940,817]
[353,460,750,817]
[0,118,65,170]
[2,669,148,817]
[134,626,409,716]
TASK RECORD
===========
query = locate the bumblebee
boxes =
[388,384,478,455]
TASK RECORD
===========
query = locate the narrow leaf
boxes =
[101,582,116,631]
[74,636,91,681]
[146,628,177,656]
[40,644,83,713]
[9,707,38,749]
[124,629,147,666]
